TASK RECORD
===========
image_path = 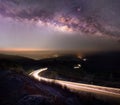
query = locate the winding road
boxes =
[30,68,120,100]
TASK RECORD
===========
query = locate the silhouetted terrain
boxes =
[0,52,120,87]
[0,52,120,105]
[39,52,120,87]
[0,54,35,70]
[0,69,119,105]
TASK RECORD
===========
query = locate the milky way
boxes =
[0,0,120,51]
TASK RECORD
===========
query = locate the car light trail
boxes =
[30,68,120,99]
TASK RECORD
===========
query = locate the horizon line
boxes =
[0,48,51,51]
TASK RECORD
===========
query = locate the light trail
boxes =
[30,68,120,99]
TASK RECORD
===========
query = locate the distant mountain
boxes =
[0,54,34,61]
[0,54,36,71]
[36,54,84,68]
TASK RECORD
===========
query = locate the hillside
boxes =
[1,69,119,105]
[0,54,37,72]
[39,52,120,87]
[0,53,120,105]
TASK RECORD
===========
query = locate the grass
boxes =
[38,79,120,105]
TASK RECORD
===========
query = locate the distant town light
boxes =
[53,54,59,57]
[77,55,82,59]
[83,58,87,61]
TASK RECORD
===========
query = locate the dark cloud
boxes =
[0,0,120,39]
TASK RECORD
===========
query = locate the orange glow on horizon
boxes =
[0,48,49,51]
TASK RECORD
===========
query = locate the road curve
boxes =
[30,68,120,99]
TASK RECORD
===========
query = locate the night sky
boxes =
[0,0,120,51]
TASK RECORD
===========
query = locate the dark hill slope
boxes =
[0,54,37,71]
[0,69,117,105]
[85,52,120,73]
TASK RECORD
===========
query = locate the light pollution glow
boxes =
[0,0,120,51]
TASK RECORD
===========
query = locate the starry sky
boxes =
[0,0,120,51]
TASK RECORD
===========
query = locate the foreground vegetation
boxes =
[0,52,120,105]
[1,68,119,105]
[40,52,120,88]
